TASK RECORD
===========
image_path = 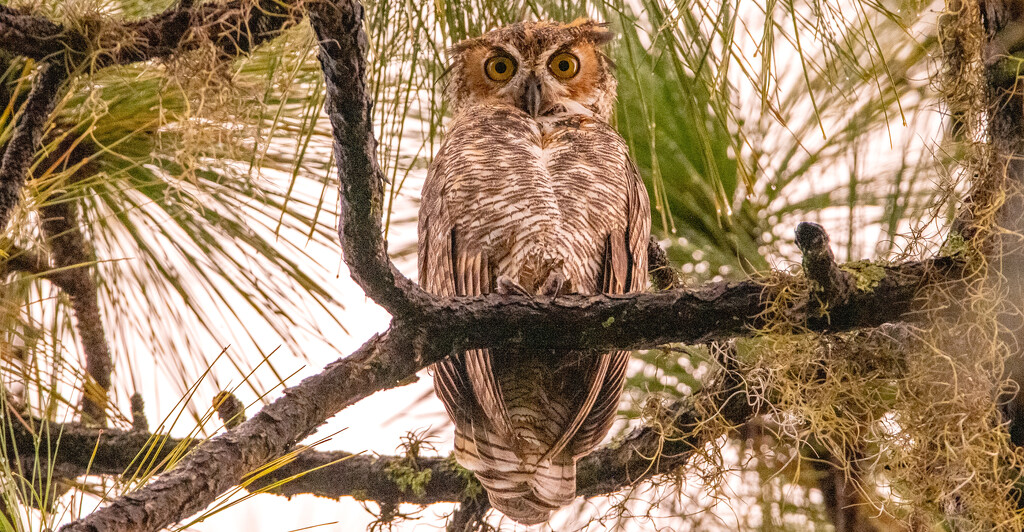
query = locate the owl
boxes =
[418,19,651,525]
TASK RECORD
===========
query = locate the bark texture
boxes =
[39,199,112,424]
[0,62,65,229]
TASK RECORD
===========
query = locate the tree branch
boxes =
[38,199,113,425]
[1,246,77,293]
[0,0,302,68]
[0,61,65,230]
[427,254,960,353]
[307,0,427,316]
[60,330,422,531]
[7,366,749,507]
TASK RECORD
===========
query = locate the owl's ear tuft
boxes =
[449,39,476,58]
[590,27,615,45]
[569,18,615,45]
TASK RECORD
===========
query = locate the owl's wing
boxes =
[569,156,652,458]
[454,249,519,443]
[419,153,517,444]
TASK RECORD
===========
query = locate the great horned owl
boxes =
[418,19,651,525]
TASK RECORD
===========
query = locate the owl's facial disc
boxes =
[446,20,616,121]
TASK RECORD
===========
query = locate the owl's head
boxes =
[444,19,617,121]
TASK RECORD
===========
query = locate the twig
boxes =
[795,221,856,311]
[647,236,681,291]
[129,393,147,432]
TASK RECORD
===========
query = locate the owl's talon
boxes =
[540,271,569,297]
[496,275,530,297]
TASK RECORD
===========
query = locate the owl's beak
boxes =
[519,73,543,117]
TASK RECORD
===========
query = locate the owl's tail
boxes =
[454,427,576,526]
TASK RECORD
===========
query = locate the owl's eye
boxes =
[548,52,580,79]
[485,56,517,81]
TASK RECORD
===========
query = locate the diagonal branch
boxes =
[39,199,113,425]
[61,330,419,532]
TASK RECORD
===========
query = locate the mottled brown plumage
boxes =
[418,19,651,525]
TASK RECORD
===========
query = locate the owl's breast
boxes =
[428,105,634,293]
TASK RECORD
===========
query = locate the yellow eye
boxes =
[485,56,516,81]
[548,52,579,79]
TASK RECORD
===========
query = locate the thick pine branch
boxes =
[414,255,958,353]
[308,0,427,316]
